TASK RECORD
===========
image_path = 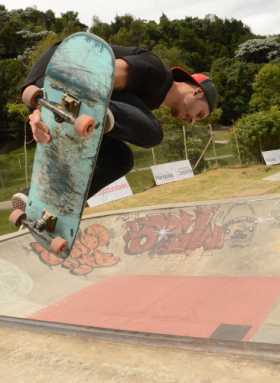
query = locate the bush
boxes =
[232,108,280,163]
[249,63,280,112]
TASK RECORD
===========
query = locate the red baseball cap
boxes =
[172,66,219,113]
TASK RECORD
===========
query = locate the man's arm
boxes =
[23,46,129,94]
[112,45,173,109]
[22,42,173,111]
[114,59,129,90]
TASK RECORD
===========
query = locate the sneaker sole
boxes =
[11,193,28,212]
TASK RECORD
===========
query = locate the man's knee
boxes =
[88,138,134,197]
[141,120,163,149]
[109,98,163,149]
[101,136,134,173]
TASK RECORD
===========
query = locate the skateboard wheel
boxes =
[22,85,43,109]
[50,237,68,254]
[74,115,96,138]
[9,209,26,227]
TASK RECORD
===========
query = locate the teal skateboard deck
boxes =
[12,32,115,258]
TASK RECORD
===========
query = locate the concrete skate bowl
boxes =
[2,194,280,375]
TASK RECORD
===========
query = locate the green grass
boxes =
[3,164,280,236]
[127,169,155,193]
[0,147,34,235]
[128,144,154,168]
[0,130,236,203]
[89,164,280,214]
[0,210,17,235]
[205,130,239,167]
[206,143,232,157]
[0,146,34,201]
[0,130,267,236]
[213,129,231,141]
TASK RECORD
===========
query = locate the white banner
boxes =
[87,177,133,207]
[262,150,280,166]
[151,160,194,185]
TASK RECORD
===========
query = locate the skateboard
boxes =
[9,32,115,258]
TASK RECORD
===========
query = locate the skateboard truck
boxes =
[39,96,95,137]
[62,94,81,118]
[39,97,78,124]
[35,209,57,232]
[9,208,68,258]
[22,86,96,138]
[46,94,81,123]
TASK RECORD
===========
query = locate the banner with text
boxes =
[151,160,194,185]
[262,150,280,166]
[87,177,133,207]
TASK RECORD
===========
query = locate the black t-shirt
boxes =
[22,42,173,110]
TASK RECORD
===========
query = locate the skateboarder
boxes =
[12,40,219,210]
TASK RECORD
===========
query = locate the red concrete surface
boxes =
[30,276,280,340]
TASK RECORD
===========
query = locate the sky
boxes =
[1,0,279,36]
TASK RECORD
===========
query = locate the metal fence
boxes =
[0,125,242,199]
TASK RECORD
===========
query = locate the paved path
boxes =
[0,200,11,211]
[0,317,280,382]
[215,139,229,144]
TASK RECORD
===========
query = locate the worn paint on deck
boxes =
[26,32,115,255]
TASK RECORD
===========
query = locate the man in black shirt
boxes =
[12,41,219,209]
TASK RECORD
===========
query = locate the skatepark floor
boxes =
[2,193,280,380]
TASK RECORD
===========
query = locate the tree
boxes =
[5,102,29,143]
[211,57,260,124]
[0,59,26,146]
[0,59,26,106]
[54,11,87,35]
[90,16,112,41]
[0,5,9,25]
[110,18,147,46]
[235,37,280,63]
[26,32,60,69]
[250,63,280,111]
[152,43,189,69]
[44,10,56,30]
[0,21,26,59]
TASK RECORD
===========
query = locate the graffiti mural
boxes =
[123,207,225,256]
[31,223,120,276]
[222,203,258,247]
[30,202,261,272]
[270,200,280,224]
